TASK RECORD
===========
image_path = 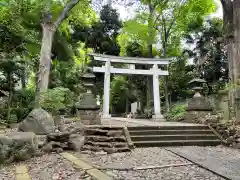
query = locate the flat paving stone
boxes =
[106,165,224,180]
[104,118,204,127]
[166,146,240,180]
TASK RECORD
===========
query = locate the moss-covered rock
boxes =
[0,132,38,164]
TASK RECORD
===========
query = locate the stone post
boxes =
[217,90,230,123]
[102,61,111,120]
[152,64,163,121]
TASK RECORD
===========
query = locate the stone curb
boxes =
[16,165,31,180]
[123,126,134,149]
[60,152,113,180]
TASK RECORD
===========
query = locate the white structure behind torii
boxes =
[89,53,172,121]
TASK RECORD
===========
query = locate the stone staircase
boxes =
[128,125,222,147]
[82,126,130,153]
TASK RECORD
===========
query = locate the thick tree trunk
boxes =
[222,0,240,123]
[221,0,235,120]
[35,23,55,107]
[233,0,240,123]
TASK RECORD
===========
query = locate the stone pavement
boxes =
[102,117,203,127]
[166,146,240,180]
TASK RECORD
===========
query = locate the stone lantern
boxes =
[184,78,213,123]
[75,68,101,125]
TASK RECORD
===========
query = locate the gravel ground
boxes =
[75,147,225,180]
[25,153,93,180]
[76,148,190,169]
[0,164,15,180]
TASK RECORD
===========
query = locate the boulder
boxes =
[47,132,70,142]
[68,134,85,151]
[0,132,38,164]
[68,121,85,135]
[18,108,55,135]
[41,141,62,153]
[0,135,14,164]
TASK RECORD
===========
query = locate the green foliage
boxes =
[39,87,72,113]
[110,76,137,113]
[0,0,228,120]
[165,104,186,121]
[184,18,227,94]
[162,57,194,102]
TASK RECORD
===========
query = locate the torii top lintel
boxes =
[88,53,173,65]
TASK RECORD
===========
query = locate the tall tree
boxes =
[35,0,87,107]
[220,0,240,123]
[185,18,228,93]
[72,4,122,98]
[118,0,215,110]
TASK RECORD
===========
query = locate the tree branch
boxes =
[165,0,185,37]
[153,0,169,24]
[54,0,80,28]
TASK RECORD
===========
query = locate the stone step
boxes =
[85,129,123,136]
[85,135,126,142]
[82,145,130,153]
[128,125,209,131]
[86,125,123,131]
[85,141,128,148]
[131,134,219,142]
[133,139,222,147]
[129,129,214,136]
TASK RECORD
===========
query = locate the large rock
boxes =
[69,121,85,134]
[68,134,85,151]
[18,108,55,135]
[0,132,38,164]
[47,132,70,142]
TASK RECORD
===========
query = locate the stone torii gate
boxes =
[89,53,172,121]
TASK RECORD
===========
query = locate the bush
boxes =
[39,87,73,114]
[165,104,186,121]
[13,107,31,122]
[11,89,35,122]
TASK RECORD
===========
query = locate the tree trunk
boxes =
[21,68,26,89]
[162,40,170,112]
[147,44,154,105]
[7,72,13,123]
[233,0,240,123]
[35,23,55,108]
[125,96,129,114]
[221,0,235,120]
[146,3,154,106]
